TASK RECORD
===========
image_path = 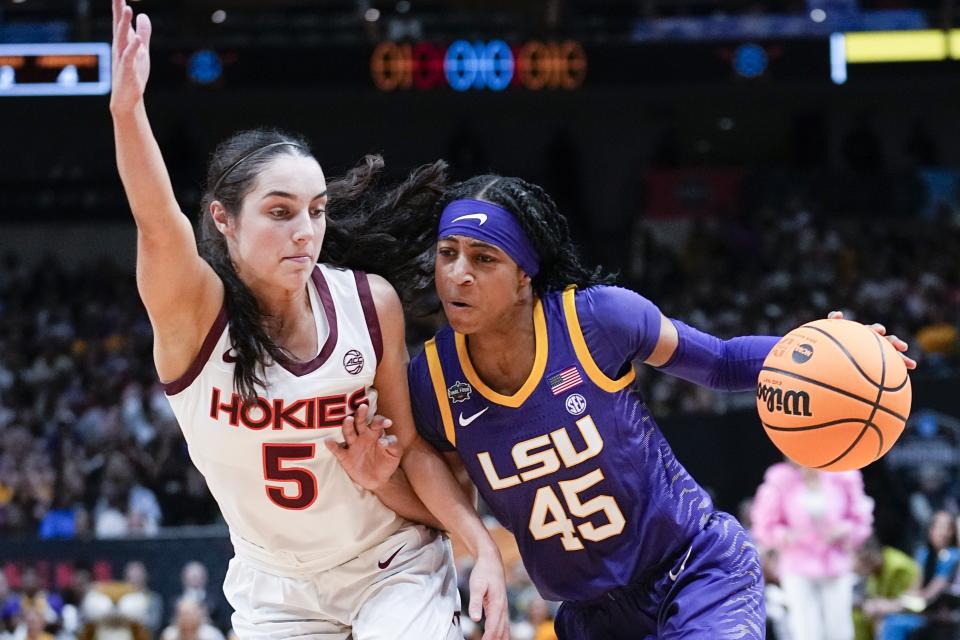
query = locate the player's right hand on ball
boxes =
[110,0,152,113]
[325,403,402,492]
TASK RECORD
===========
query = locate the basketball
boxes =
[757,319,912,471]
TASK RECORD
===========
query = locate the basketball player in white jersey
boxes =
[109,1,508,638]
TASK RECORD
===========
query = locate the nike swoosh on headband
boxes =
[451,213,487,225]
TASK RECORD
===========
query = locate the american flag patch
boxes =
[548,366,583,395]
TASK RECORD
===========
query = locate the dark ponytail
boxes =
[321,156,450,314]
[197,129,311,402]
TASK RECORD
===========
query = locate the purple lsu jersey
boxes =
[409,287,716,602]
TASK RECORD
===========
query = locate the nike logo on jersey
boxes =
[458,407,489,427]
[668,546,693,582]
[378,544,406,569]
[223,349,238,363]
[451,213,487,225]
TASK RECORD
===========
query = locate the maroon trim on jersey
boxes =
[275,266,339,376]
[354,270,383,364]
[162,305,229,396]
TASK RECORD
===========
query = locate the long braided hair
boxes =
[322,160,616,314]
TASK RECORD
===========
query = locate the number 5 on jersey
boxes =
[262,443,318,510]
[529,468,625,551]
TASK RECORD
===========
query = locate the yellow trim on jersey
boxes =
[454,297,548,408]
[424,338,457,447]
[562,286,636,392]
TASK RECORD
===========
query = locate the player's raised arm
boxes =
[109,0,221,379]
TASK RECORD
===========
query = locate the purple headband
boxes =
[438,199,540,277]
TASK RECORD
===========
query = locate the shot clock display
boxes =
[0,43,110,97]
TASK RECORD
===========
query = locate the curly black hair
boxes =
[322,157,616,315]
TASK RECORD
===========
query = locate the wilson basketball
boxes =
[757,319,912,471]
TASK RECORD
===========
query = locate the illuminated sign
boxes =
[0,43,110,97]
[371,40,587,91]
[830,29,960,84]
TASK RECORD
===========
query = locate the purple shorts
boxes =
[555,512,765,640]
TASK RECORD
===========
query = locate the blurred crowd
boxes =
[626,202,960,416]
[0,256,219,540]
[744,460,960,640]
[0,188,957,638]
[0,558,229,640]
[1,198,958,541]
[7,459,960,640]
[0,551,557,640]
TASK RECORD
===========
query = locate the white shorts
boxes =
[224,524,462,640]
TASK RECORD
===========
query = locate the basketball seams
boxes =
[801,323,880,387]
[811,332,887,470]
[859,331,888,462]
[760,366,907,423]
[761,322,911,472]
[800,323,909,392]
[763,418,877,432]
[812,422,884,470]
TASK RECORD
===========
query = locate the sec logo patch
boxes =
[565,393,587,415]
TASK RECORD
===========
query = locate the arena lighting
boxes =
[732,43,767,78]
[188,49,222,85]
[0,42,109,96]
[370,40,587,91]
[830,29,960,84]
[950,30,960,58]
[830,33,847,84]
[845,30,947,62]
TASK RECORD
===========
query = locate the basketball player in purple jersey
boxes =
[327,163,915,639]
[410,183,772,640]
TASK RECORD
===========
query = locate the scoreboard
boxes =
[0,43,110,97]
[1,34,958,97]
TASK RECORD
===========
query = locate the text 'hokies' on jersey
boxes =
[165,264,403,576]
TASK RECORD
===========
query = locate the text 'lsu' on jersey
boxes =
[413,286,714,602]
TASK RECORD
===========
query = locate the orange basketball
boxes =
[757,318,912,471]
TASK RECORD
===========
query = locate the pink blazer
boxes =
[751,462,874,578]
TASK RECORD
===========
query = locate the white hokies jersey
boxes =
[164,264,403,576]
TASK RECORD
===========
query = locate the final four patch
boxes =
[447,380,472,404]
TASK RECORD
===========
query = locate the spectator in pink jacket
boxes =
[752,460,875,640]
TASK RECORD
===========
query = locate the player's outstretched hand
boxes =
[324,403,402,491]
[468,549,509,640]
[110,0,152,114]
[828,310,917,370]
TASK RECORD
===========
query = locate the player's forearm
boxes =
[401,439,499,559]
[111,102,185,239]
[373,469,445,530]
[658,321,778,392]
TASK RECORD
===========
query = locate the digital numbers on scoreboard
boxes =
[371,40,587,92]
[0,43,110,97]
